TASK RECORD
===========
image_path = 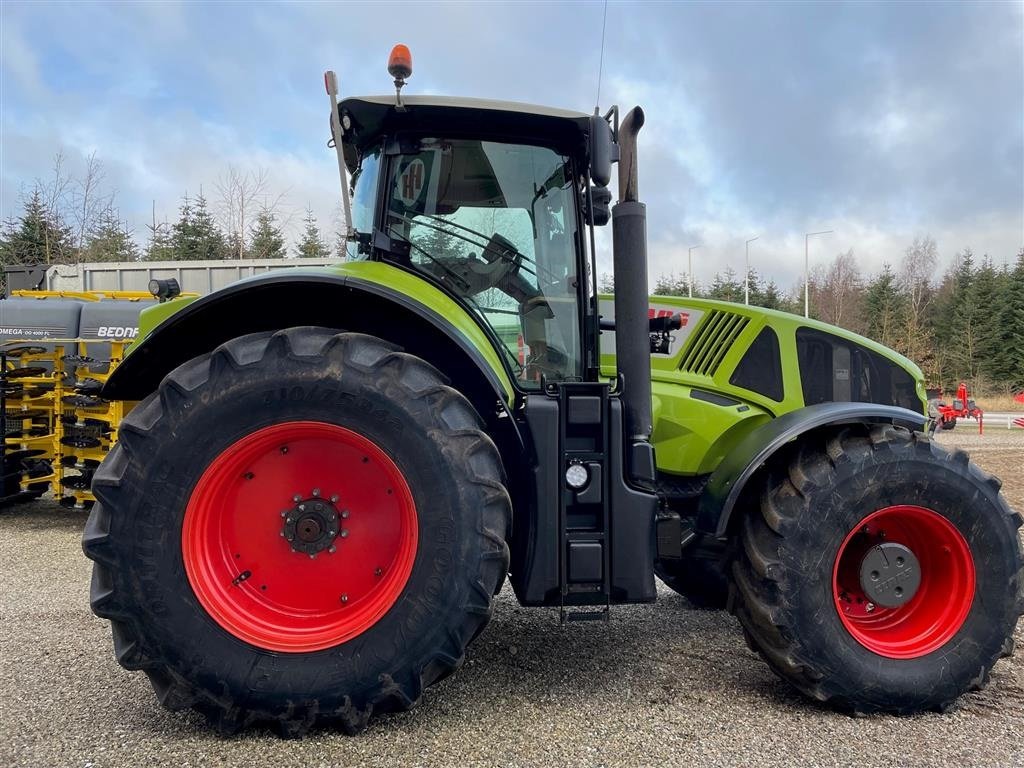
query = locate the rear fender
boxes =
[104,269,514,406]
[696,402,926,539]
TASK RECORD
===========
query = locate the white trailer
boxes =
[44,257,343,295]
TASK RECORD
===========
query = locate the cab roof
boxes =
[337,95,593,170]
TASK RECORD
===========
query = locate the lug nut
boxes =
[866,602,875,613]
[309,553,316,560]
[280,510,287,517]
[298,504,305,512]
[340,529,349,538]
[313,488,320,497]
[330,495,339,503]
[340,594,349,604]
[328,545,337,553]
[293,494,301,502]
[341,510,350,519]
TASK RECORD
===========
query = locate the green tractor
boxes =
[83,48,1022,736]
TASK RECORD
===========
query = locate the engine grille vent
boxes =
[678,310,749,376]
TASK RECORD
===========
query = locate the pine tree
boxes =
[863,264,907,351]
[0,188,75,266]
[192,192,227,260]
[969,257,1002,385]
[296,207,329,259]
[225,231,245,262]
[171,193,227,261]
[144,219,175,262]
[249,209,287,259]
[82,208,139,262]
[945,250,979,384]
[653,271,687,296]
[989,252,1024,390]
[752,278,786,311]
[707,266,742,303]
[416,222,462,262]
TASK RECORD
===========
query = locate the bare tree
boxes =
[38,152,74,263]
[812,249,864,331]
[72,151,114,250]
[898,235,939,372]
[215,166,287,259]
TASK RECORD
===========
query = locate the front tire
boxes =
[83,328,511,735]
[730,424,1023,714]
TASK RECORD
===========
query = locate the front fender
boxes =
[103,262,515,404]
[696,402,926,539]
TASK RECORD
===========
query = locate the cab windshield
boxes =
[382,139,581,386]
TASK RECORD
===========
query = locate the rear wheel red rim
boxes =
[182,421,418,653]
[832,505,974,659]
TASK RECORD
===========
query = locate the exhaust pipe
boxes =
[611,107,652,475]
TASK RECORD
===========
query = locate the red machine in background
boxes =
[928,382,984,434]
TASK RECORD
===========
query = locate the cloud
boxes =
[1,0,1021,281]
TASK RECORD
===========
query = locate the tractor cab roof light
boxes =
[387,44,412,110]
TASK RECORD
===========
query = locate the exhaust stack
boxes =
[611,107,652,477]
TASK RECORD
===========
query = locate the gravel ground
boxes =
[2,430,1023,768]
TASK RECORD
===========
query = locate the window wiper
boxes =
[387,211,542,283]
[383,226,525,375]
[413,208,564,286]
[382,227,473,293]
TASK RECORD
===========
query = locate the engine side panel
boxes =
[600,295,927,477]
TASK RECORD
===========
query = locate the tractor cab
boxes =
[338,97,590,385]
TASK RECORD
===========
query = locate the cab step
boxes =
[560,607,609,623]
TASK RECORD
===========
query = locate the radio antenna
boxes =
[594,0,609,113]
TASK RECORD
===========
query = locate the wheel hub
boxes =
[858,542,920,608]
[282,496,342,556]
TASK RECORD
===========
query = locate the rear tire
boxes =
[83,328,511,736]
[729,424,1023,714]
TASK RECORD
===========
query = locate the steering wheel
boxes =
[441,232,522,297]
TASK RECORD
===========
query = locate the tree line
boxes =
[628,236,1024,395]
[2,154,1019,394]
[0,153,341,269]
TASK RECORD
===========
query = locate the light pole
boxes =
[687,245,700,297]
[804,230,833,318]
[744,236,759,305]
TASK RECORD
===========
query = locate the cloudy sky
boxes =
[2,1,1021,290]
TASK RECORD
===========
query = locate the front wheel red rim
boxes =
[833,505,975,659]
[182,421,418,653]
